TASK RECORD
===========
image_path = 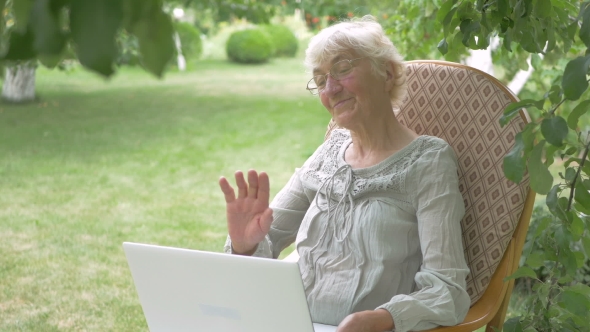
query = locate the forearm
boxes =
[369,309,395,331]
[337,309,395,332]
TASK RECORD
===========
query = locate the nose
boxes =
[321,74,342,96]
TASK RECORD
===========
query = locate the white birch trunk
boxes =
[463,37,533,95]
[507,56,534,95]
[465,48,496,76]
[174,32,186,71]
[2,63,36,103]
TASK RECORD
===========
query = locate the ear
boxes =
[383,61,396,91]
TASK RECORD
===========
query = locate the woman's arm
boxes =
[223,168,312,258]
[375,144,470,332]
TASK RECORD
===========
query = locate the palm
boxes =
[219,170,273,253]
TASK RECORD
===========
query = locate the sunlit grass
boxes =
[0,58,330,331]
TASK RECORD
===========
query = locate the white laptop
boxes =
[123,242,338,332]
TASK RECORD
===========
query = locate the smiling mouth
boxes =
[333,98,353,108]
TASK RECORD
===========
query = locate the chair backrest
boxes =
[325,60,532,305]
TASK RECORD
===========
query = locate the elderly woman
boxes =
[219,16,470,332]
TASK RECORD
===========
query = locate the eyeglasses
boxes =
[306,57,365,95]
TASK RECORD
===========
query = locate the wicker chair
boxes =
[284,60,536,332]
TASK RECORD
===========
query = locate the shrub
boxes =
[174,22,203,60]
[262,24,298,57]
[226,28,273,64]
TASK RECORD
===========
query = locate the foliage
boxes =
[1,0,295,77]
[518,206,590,288]
[0,0,175,78]
[174,21,203,60]
[226,28,273,64]
[411,0,590,330]
[297,0,369,30]
[175,0,284,26]
[262,24,298,58]
[116,30,141,66]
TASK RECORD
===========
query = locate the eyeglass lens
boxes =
[308,60,354,94]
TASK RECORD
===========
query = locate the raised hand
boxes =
[219,170,273,255]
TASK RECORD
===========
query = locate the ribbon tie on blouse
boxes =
[314,164,356,242]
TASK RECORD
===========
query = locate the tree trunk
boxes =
[174,32,186,71]
[1,63,37,103]
[463,37,533,96]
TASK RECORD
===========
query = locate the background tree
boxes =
[0,0,176,103]
[0,0,281,103]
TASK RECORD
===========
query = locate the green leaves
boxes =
[123,0,175,77]
[567,100,590,130]
[504,132,527,184]
[505,265,538,281]
[562,55,590,101]
[3,0,175,78]
[70,0,123,77]
[437,39,448,55]
[529,141,553,195]
[132,12,174,77]
[2,25,37,61]
[561,290,590,316]
[541,116,568,147]
[30,0,69,56]
[459,19,480,47]
[436,0,456,22]
[500,99,543,127]
[13,0,34,33]
[525,251,545,269]
[574,179,590,211]
[580,2,590,48]
[534,0,552,18]
[503,317,524,332]
[583,235,590,258]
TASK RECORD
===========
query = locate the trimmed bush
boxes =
[226,28,273,64]
[263,24,298,57]
[174,21,203,60]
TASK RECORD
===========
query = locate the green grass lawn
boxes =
[0,58,330,331]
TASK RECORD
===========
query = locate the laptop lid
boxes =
[123,242,336,332]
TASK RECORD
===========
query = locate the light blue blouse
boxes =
[225,129,470,332]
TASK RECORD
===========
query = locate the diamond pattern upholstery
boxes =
[325,60,530,305]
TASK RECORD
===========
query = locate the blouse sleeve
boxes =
[376,144,471,332]
[224,167,312,259]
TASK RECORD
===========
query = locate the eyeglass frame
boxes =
[306,57,366,95]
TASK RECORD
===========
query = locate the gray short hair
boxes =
[304,15,407,106]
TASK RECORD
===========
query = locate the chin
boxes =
[331,109,356,129]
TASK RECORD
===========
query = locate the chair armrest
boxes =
[422,240,515,331]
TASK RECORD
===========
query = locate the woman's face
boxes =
[316,54,388,130]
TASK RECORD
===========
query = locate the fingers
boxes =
[258,172,270,203]
[247,170,259,199]
[218,177,236,203]
[235,171,248,199]
[227,169,269,200]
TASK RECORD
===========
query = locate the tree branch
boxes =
[567,133,590,211]
[549,98,567,115]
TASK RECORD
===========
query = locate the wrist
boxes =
[231,243,258,256]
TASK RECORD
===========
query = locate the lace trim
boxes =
[300,129,445,198]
